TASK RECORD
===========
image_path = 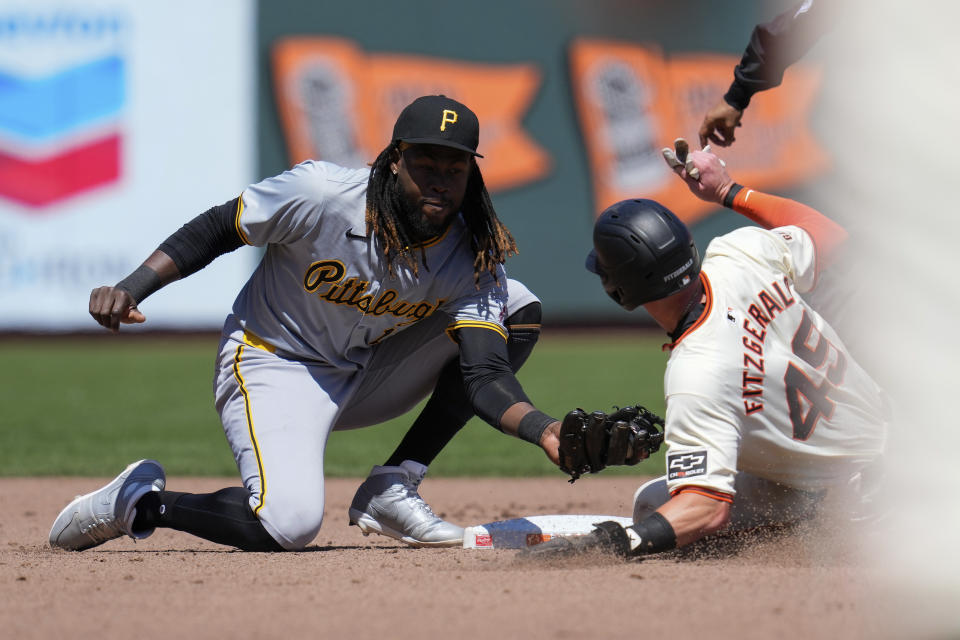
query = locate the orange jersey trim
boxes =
[665,271,713,351]
[670,485,734,504]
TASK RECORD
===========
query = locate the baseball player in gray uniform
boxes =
[526,140,887,558]
[49,95,563,552]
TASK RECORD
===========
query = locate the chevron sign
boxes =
[0,10,126,208]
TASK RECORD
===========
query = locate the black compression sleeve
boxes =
[455,325,531,428]
[157,196,245,278]
[724,0,828,110]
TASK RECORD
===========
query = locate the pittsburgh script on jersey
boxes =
[302,259,445,321]
[740,276,796,415]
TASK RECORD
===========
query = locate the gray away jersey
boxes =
[231,160,509,367]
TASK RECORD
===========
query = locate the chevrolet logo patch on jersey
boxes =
[666,451,707,480]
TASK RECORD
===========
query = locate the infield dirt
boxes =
[3,475,888,640]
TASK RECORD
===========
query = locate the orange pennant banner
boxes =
[272,37,550,192]
[569,38,829,225]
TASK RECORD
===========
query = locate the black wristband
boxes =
[628,512,677,555]
[516,410,555,445]
[723,183,744,209]
[115,265,163,304]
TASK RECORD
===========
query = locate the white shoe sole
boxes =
[348,508,462,548]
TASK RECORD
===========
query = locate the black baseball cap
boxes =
[392,95,483,157]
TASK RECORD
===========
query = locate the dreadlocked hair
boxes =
[460,160,517,286]
[365,142,421,277]
[364,142,518,286]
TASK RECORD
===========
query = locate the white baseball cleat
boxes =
[49,459,166,551]
[348,460,463,547]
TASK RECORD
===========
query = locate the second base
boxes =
[462,514,632,549]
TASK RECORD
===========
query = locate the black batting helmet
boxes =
[585,199,700,310]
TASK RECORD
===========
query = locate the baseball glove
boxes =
[557,404,664,482]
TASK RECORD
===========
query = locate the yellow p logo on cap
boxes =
[440,109,458,131]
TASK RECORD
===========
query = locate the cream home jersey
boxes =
[662,225,886,497]
[230,160,509,366]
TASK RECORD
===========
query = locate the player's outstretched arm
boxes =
[700,0,828,148]
[520,489,729,560]
[89,250,181,332]
[656,489,731,548]
[454,326,562,465]
[89,195,246,332]
[500,403,561,465]
[662,138,848,265]
[662,138,735,204]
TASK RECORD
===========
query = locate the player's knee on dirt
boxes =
[505,302,541,372]
[255,491,326,551]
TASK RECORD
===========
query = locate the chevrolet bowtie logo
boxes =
[668,453,705,472]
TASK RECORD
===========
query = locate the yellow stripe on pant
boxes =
[231,344,267,516]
